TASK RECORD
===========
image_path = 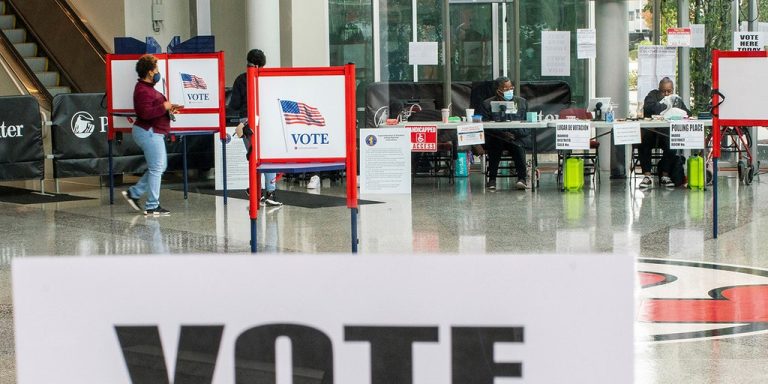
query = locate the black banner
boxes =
[52,93,214,178]
[0,96,44,181]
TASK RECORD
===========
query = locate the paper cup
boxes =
[441,108,449,123]
[465,108,475,121]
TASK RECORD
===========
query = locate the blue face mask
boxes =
[152,72,161,84]
[503,90,514,101]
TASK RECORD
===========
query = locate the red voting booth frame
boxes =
[711,50,766,238]
[246,64,359,252]
[105,52,228,204]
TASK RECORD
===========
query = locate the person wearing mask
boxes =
[477,76,530,190]
[229,49,283,206]
[638,77,691,188]
[121,54,180,216]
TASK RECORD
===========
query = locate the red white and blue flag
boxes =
[279,99,326,126]
[180,73,207,89]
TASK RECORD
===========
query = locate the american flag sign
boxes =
[180,73,208,89]
[279,100,326,126]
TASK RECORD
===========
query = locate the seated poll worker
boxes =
[637,77,691,188]
[476,76,530,190]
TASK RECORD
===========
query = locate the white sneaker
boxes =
[660,176,675,188]
[638,176,653,189]
[515,180,530,190]
[307,175,321,189]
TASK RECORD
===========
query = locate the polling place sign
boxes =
[13,254,633,383]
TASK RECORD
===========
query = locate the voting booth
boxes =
[105,52,227,202]
[247,65,359,252]
[711,50,768,237]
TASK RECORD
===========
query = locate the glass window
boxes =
[451,4,493,82]
[328,0,374,124]
[380,0,413,81]
[417,0,444,81]
[518,0,588,105]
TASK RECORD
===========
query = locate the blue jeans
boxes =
[129,126,167,210]
[264,172,277,192]
[242,136,276,192]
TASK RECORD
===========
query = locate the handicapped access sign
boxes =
[406,125,437,152]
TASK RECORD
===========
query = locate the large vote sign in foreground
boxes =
[13,255,633,383]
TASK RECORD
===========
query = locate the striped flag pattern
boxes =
[180,73,208,89]
[279,100,326,126]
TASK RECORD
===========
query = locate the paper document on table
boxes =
[612,122,641,145]
[456,123,485,146]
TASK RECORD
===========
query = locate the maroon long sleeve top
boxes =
[133,80,171,135]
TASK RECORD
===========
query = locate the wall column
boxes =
[595,0,629,175]
[247,0,281,66]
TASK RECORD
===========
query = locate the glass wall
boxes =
[328,0,374,124]
[451,3,493,82]
[329,0,590,119]
[518,0,588,105]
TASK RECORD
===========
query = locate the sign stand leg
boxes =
[351,207,358,253]
[108,139,114,204]
[528,128,539,192]
[182,135,189,200]
[713,157,718,238]
[250,218,258,253]
[222,138,228,205]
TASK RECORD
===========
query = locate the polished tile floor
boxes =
[1,170,768,383]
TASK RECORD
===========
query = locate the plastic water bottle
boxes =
[605,104,614,123]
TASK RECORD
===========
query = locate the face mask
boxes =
[152,72,161,84]
[503,90,514,101]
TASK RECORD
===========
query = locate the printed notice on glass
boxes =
[637,46,677,102]
[577,29,596,59]
[408,41,439,65]
[542,31,571,76]
[691,24,705,48]
[612,122,642,145]
[556,121,590,150]
[360,128,411,194]
[456,123,485,146]
[669,122,705,149]
[666,28,691,47]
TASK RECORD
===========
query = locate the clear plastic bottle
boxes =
[605,103,615,123]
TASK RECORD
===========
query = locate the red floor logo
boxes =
[638,259,768,342]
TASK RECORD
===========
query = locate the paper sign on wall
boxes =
[541,31,571,76]
[669,121,705,149]
[456,123,485,146]
[407,125,437,152]
[556,121,590,150]
[612,122,642,145]
[409,41,439,65]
